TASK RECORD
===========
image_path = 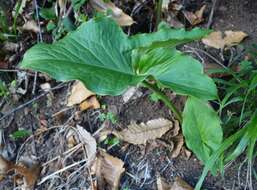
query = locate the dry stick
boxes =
[42,143,83,167]
[0,83,66,122]
[184,45,242,83]
[38,159,88,185]
[32,0,43,94]
[207,0,218,28]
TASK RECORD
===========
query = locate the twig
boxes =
[184,45,224,68]
[184,45,242,83]
[207,0,218,28]
[0,83,66,122]
[32,0,43,94]
[33,0,43,41]
[38,159,87,185]
[42,143,83,167]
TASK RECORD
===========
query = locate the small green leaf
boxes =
[40,7,56,20]
[46,21,56,31]
[62,16,76,31]
[10,129,31,140]
[104,136,120,146]
[71,0,87,11]
[182,97,223,163]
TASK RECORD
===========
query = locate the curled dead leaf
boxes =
[171,135,184,158]
[76,125,97,165]
[90,0,134,26]
[113,118,173,145]
[67,81,95,106]
[79,96,100,111]
[91,149,125,190]
[202,31,248,49]
[183,5,206,26]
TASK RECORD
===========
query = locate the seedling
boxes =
[0,80,9,97]
[21,16,223,189]
[104,136,120,150]
[99,112,118,125]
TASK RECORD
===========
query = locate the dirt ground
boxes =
[0,0,257,189]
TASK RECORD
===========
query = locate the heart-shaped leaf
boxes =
[21,17,214,99]
[21,17,144,95]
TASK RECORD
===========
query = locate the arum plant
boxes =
[20,16,223,188]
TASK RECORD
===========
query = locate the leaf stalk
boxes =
[142,81,183,123]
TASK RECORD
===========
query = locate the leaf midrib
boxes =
[26,58,138,77]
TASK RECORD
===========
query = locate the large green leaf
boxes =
[21,17,213,97]
[129,22,211,50]
[132,48,217,100]
[182,97,223,163]
[21,17,144,95]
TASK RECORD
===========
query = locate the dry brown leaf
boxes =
[195,5,206,21]
[22,20,40,33]
[79,96,100,111]
[170,177,193,190]
[202,31,248,49]
[0,155,13,175]
[224,31,248,47]
[14,163,41,189]
[181,147,192,160]
[92,149,125,190]
[171,135,184,158]
[77,125,97,164]
[157,174,171,190]
[113,118,173,145]
[183,5,206,26]
[157,175,193,190]
[90,0,134,26]
[202,31,224,49]
[0,156,41,189]
[67,81,95,106]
